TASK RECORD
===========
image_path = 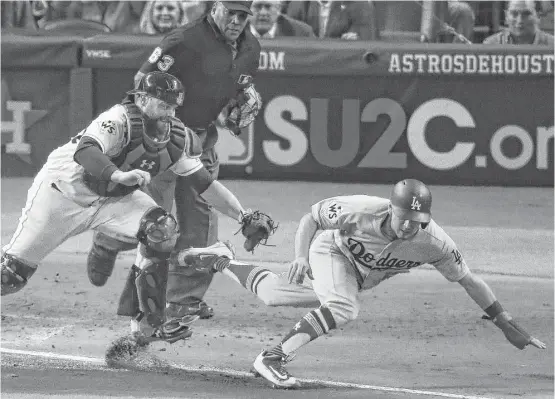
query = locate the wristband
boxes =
[492,311,511,324]
[484,300,505,319]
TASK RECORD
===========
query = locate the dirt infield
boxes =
[1,178,553,399]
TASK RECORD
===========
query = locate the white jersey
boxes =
[44,104,202,206]
[311,195,469,289]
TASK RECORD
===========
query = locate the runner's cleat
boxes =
[253,350,301,389]
[171,241,235,273]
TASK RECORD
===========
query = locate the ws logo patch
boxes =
[327,203,342,219]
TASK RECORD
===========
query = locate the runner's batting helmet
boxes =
[128,71,184,107]
[390,179,432,223]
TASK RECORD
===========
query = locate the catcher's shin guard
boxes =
[136,262,168,329]
[117,262,168,329]
[117,265,141,317]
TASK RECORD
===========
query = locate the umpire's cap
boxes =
[390,179,432,223]
[221,1,253,15]
[127,71,184,107]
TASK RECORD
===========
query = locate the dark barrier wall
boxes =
[2,33,553,186]
[1,32,82,176]
[82,36,554,186]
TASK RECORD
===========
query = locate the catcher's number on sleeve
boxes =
[236,210,278,253]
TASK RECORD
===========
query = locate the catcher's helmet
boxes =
[127,71,184,107]
[390,179,432,223]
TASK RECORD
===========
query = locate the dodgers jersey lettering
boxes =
[45,104,202,205]
[311,195,469,288]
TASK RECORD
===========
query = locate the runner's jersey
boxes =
[311,195,469,288]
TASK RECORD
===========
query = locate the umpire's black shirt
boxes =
[139,14,261,147]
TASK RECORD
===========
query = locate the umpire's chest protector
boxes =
[168,17,261,128]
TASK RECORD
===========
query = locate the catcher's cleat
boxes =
[106,314,198,367]
[167,301,215,320]
[87,243,118,287]
[145,314,199,343]
[171,241,235,274]
[253,350,300,389]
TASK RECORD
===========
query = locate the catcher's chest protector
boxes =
[84,103,186,197]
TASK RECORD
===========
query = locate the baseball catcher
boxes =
[1,71,199,347]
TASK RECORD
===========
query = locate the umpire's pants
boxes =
[165,145,220,309]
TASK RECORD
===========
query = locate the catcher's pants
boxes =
[254,230,362,326]
[91,166,178,251]
[2,167,158,267]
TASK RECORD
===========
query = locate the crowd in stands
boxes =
[1,1,553,45]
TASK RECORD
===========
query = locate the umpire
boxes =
[86,1,261,320]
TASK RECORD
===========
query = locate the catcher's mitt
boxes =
[236,210,278,253]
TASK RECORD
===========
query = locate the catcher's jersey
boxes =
[45,104,202,205]
[311,195,469,288]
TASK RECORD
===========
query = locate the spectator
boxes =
[286,1,379,40]
[1,1,38,30]
[103,2,145,33]
[138,0,206,35]
[377,1,474,43]
[138,1,188,35]
[537,0,554,35]
[249,0,315,38]
[445,1,475,43]
[30,1,71,28]
[197,1,216,15]
[483,0,554,45]
[182,0,209,21]
[66,1,106,23]
[26,1,142,32]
